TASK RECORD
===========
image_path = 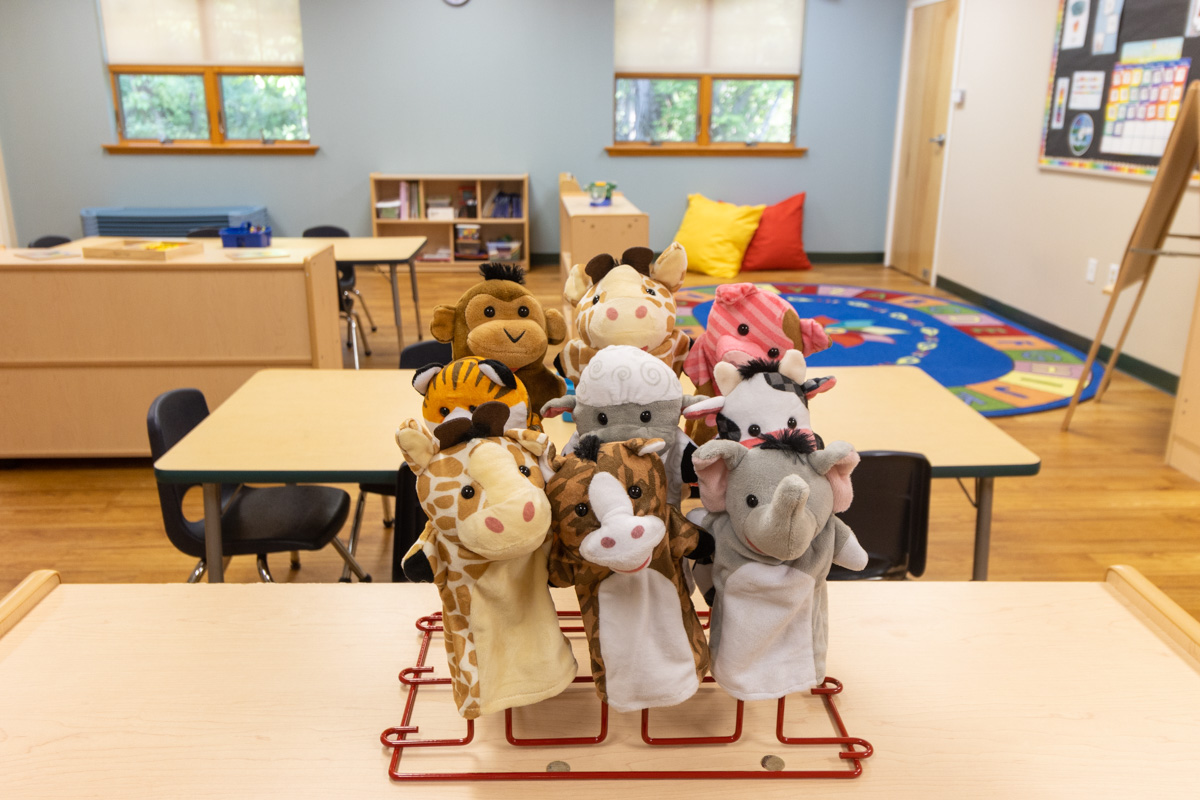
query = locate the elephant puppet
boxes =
[683,350,835,447]
[560,243,691,382]
[692,432,868,701]
[542,344,703,507]
[396,402,577,719]
[546,436,712,712]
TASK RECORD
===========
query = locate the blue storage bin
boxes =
[220,223,272,247]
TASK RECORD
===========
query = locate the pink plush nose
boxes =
[635,306,647,319]
[631,525,644,539]
[601,536,616,548]
[522,502,535,522]
[485,517,504,533]
[606,307,619,320]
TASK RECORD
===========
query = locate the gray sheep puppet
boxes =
[542,345,704,506]
[692,432,868,701]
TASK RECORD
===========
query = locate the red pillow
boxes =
[740,192,812,271]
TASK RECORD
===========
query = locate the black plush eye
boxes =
[518,306,530,317]
[592,295,600,306]
[748,424,761,436]
[768,347,780,358]
[461,486,476,499]
[746,494,759,508]
[574,503,590,517]
[645,287,656,296]
[640,410,652,423]
[438,406,449,417]
[787,417,797,429]
[518,465,531,477]
[484,306,495,318]
[737,323,750,335]
[628,485,642,499]
[597,413,608,425]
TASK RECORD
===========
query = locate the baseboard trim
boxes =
[531,253,559,267]
[935,275,1178,395]
[809,251,885,264]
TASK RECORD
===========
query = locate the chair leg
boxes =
[342,490,368,582]
[290,551,301,570]
[256,554,275,583]
[381,495,394,528]
[352,287,378,332]
[344,313,361,370]
[187,559,207,583]
[354,312,372,356]
[329,536,371,582]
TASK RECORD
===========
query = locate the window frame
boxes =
[104,64,317,155]
[608,72,807,158]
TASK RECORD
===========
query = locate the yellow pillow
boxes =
[672,193,766,279]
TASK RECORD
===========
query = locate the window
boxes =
[610,0,807,157]
[99,0,315,154]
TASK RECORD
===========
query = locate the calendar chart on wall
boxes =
[1040,0,1200,178]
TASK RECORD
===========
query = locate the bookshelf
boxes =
[370,173,529,272]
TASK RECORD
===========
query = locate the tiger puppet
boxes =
[412,357,537,433]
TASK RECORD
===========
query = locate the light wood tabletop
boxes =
[1,567,1197,797]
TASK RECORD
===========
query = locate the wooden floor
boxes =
[3,262,1198,621]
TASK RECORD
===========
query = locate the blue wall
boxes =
[0,0,906,253]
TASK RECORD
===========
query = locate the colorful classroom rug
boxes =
[674,283,1103,418]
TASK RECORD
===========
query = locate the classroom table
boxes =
[1,566,1197,797]
[274,236,426,351]
[152,366,1039,583]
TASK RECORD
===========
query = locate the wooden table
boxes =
[274,236,426,352]
[2,566,1197,797]
[0,237,341,458]
[153,366,1038,583]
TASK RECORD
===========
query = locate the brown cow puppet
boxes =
[546,436,712,712]
[430,263,568,415]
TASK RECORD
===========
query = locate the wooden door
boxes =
[890,0,960,282]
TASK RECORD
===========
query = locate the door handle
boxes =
[929,134,947,145]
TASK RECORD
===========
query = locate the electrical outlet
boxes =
[1108,263,1121,286]
[1086,258,1098,283]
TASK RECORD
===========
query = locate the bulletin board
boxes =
[1040,0,1200,178]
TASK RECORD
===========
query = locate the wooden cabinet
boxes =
[557,172,649,280]
[370,173,529,272]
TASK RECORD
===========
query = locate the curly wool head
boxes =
[574,345,683,406]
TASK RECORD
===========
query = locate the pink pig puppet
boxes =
[684,283,831,445]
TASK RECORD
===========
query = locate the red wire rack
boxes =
[380,610,873,781]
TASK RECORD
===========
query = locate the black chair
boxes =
[398,339,452,370]
[828,451,931,581]
[186,227,222,238]
[147,388,370,583]
[28,235,71,248]
[304,226,377,367]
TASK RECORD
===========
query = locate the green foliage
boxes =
[118,74,209,140]
[710,80,794,143]
[615,78,698,142]
[221,75,309,141]
[613,77,796,144]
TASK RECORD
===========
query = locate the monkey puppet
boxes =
[430,263,568,415]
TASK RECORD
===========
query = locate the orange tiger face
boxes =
[413,357,534,433]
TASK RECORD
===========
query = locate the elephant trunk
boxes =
[746,475,818,561]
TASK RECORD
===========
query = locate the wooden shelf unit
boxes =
[370,173,529,272]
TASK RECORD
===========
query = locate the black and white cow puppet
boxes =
[683,350,835,447]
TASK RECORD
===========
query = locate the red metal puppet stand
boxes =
[380,610,874,781]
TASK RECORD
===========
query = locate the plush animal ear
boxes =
[713,361,743,397]
[473,401,510,437]
[782,310,832,357]
[620,246,655,275]
[411,363,444,396]
[682,395,724,421]
[584,253,618,286]
[692,440,748,512]
[396,419,439,473]
[803,375,837,399]
[545,307,568,345]
[651,241,687,292]
[540,395,577,418]
[507,428,556,481]
[477,359,518,389]
[564,261,593,305]
[777,350,808,384]
[430,305,457,343]
[809,441,859,513]
[627,437,667,458]
[714,282,756,307]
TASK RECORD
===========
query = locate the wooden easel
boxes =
[1061,81,1200,431]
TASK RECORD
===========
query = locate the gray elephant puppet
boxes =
[692,432,869,701]
[541,344,704,506]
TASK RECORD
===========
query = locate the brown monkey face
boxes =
[463,292,549,370]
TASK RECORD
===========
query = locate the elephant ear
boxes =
[692,440,749,512]
[411,363,445,396]
[809,440,860,513]
[564,261,594,305]
[396,419,439,474]
[540,395,577,419]
[650,241,688,292]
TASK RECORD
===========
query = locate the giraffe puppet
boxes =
[396,403,577,719]
[545,436,712,712]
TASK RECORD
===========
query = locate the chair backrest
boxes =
[303,225,350,238]
[146,389,235,558]
[305,226,354,288]
[186,227,222,238]
[830,451,931,580]
[399,339,453,369]
[29,235,71,248]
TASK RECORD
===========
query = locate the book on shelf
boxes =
[398,181,409,219]
[489,191,522,219]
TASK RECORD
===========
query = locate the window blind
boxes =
[614,0,805,75]
[99,0,303,65]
